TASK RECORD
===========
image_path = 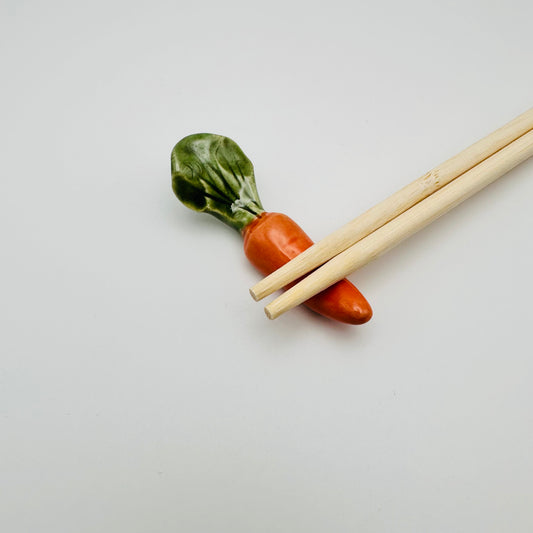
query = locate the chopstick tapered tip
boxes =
[264,306,275,320]
[249,286,261,301]
[250,279,273,301]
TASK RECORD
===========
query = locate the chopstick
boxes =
[250,108,533,302]
[263,128,533,320]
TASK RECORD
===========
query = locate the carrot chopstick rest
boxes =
[171,133,372,324]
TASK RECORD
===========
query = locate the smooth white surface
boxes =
[1,1,532,531]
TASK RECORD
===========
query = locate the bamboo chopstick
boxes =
[264,128,533,320]
[250,108,533,301]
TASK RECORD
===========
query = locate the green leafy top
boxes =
[171,133,265,232]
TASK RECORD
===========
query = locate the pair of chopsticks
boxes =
[250,107,533,320]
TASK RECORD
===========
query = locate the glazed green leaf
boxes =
[171,133,264,232]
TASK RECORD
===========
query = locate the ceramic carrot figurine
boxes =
[171,133,372,324]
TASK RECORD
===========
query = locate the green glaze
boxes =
[171,133,264,232]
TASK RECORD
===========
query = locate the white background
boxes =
[2,1,533,531]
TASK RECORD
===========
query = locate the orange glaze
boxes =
[242,212,372,325]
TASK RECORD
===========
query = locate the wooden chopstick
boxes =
[264,128,533,320]
[250,108,533,302]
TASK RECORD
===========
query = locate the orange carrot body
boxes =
[242,212,372,325]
